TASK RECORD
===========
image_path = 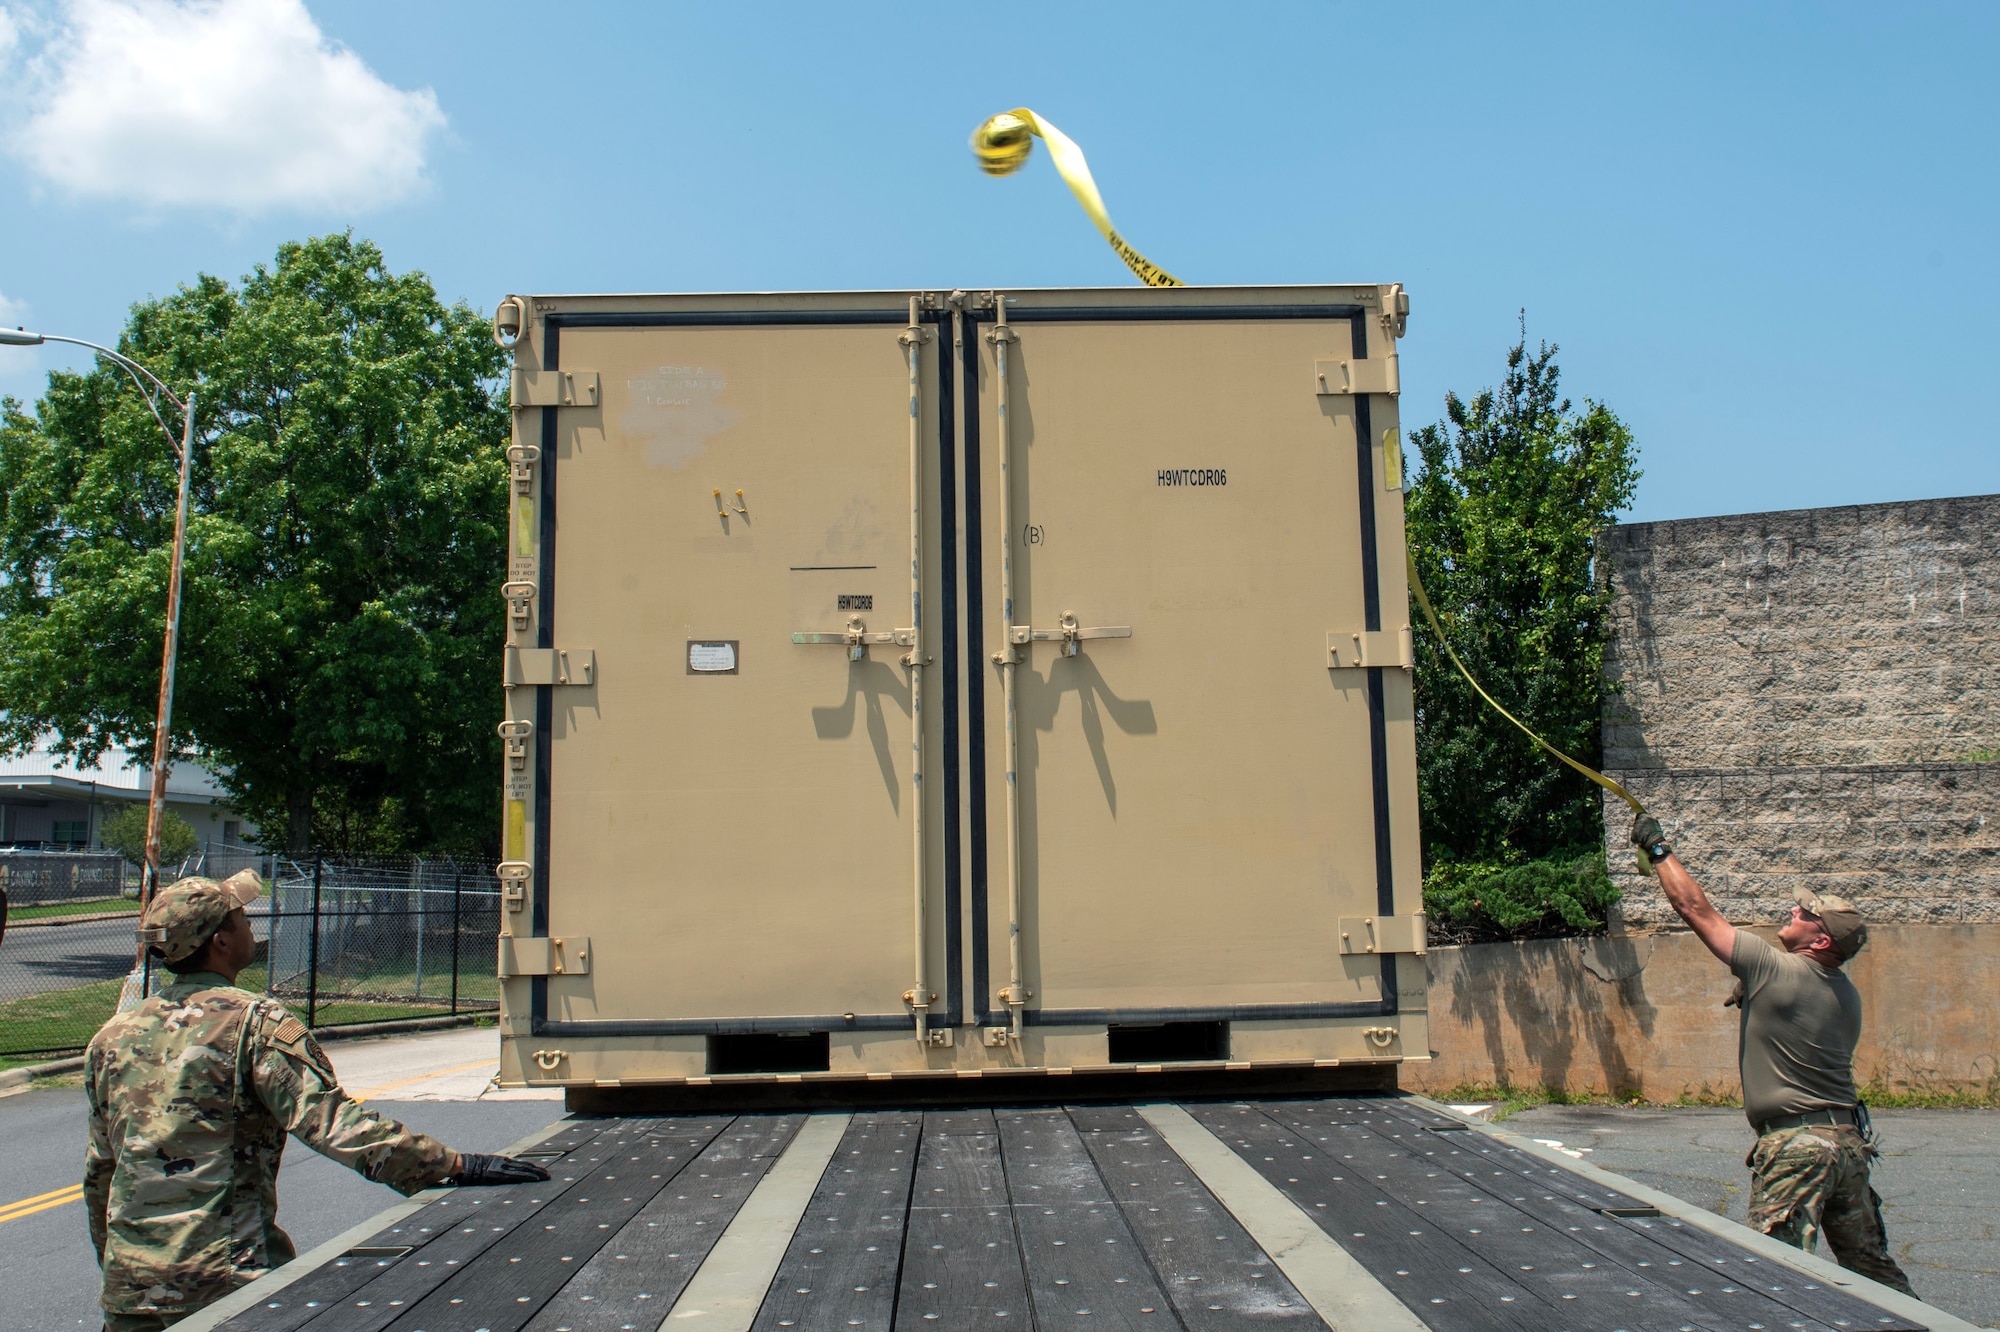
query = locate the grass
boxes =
[1430,1080,2000,1120]
[6,897,139,921]
[0,965,480,1065]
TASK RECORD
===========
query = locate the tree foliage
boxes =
[1407,335,1639,935]
[98,803,197,871]
[0,235,509,855]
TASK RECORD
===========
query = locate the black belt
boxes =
[1755,1106,1858,1137]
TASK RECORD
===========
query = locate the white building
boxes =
[0,741,255,851]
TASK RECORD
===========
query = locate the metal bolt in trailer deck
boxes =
[482,285,1430,1098]
[184,1094,1953,1331]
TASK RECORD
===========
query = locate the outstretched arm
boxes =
[1654,853,1736,963]
[249,1007,460,1195]
[1632,815,1736,963]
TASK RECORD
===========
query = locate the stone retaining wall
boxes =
[1598,494,1997,924]
[1404,923,2000,1102]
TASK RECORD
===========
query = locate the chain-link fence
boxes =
[0,850,140,904]
[0,850,500,1060]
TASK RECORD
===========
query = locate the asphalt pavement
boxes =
[0,915,143,998]
[1511,1103,2000,1330]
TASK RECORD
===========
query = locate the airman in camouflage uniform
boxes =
[85,871,549,1330]
[1633,815,1917,1300]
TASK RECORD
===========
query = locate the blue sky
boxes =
[1,0,1994,523]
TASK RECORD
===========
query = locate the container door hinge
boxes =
[498,935,592,977]
[1328,627,1413,670]
[793,616,916,662]
[1315,356,1400,397]
[511,367,599,409]
[506,645,595,686]
[1339,914,1428,956]
[999,612,1132,661]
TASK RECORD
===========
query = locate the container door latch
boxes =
[998,612,1131,663]
[793,616,916,663]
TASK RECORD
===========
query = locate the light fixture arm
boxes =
[13,332,189,461]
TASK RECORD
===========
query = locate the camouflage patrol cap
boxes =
[138,870,264,964]
[1795,885,1867,960]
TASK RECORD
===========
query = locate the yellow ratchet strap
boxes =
[1406,549,1654,866]
[970,108,1183,288]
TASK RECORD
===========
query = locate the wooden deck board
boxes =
[1359,1100,1925,1332]
[519,1115,804,1331]
[217,1119,619,1332]
[1259,1099,1756,1329]
[1067,1105,1327,1329]
[895,1114,1032,1325]
[998,1108,1177,1330]
[205,1096,1935,1332]
[1185,1102,1562,1332]
[750,1111,921,1330]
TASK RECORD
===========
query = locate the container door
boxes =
[970,301,1421,1029]
[516,311,950,1036]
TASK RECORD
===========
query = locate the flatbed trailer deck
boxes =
[189,1095,1945,1332]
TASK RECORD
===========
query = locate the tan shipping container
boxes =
[489,285,1427,1100]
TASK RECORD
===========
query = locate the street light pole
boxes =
[0,328,196,1002]
[142,390,196,899]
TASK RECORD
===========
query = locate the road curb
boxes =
[0,1014,489,1090]
[309,1012,490,1043]
[0,1055,86,1091]
[3,909,142,928]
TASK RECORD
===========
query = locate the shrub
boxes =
[1423,848,1619,944]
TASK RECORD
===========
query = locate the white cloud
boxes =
[2,0,446,214]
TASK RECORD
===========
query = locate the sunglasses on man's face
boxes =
[1786,905,1826,928]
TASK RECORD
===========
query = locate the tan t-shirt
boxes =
[1729,931,1861,1127]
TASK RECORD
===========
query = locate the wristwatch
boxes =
[1643,837,1672,862]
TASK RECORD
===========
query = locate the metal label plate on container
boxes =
[686,641,738,674]
[837,593,873,611]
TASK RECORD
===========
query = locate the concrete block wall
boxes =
[1598,494,1998,925]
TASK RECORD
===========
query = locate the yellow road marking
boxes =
[3,1182,84,1208]
[351,1059,497,1104]
[0,1183,83,1225]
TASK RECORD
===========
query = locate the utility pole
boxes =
[0,328,198,1009]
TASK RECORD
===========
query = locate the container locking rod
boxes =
[900,295,933,1045]
[988,298,1027,1043]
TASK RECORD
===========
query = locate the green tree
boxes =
[0,235,509,855]
[1406,335,1639,935]
[98,803,197,872]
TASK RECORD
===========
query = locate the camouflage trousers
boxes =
[1747,1123,1916,1297]
[102,1312,188,1331]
